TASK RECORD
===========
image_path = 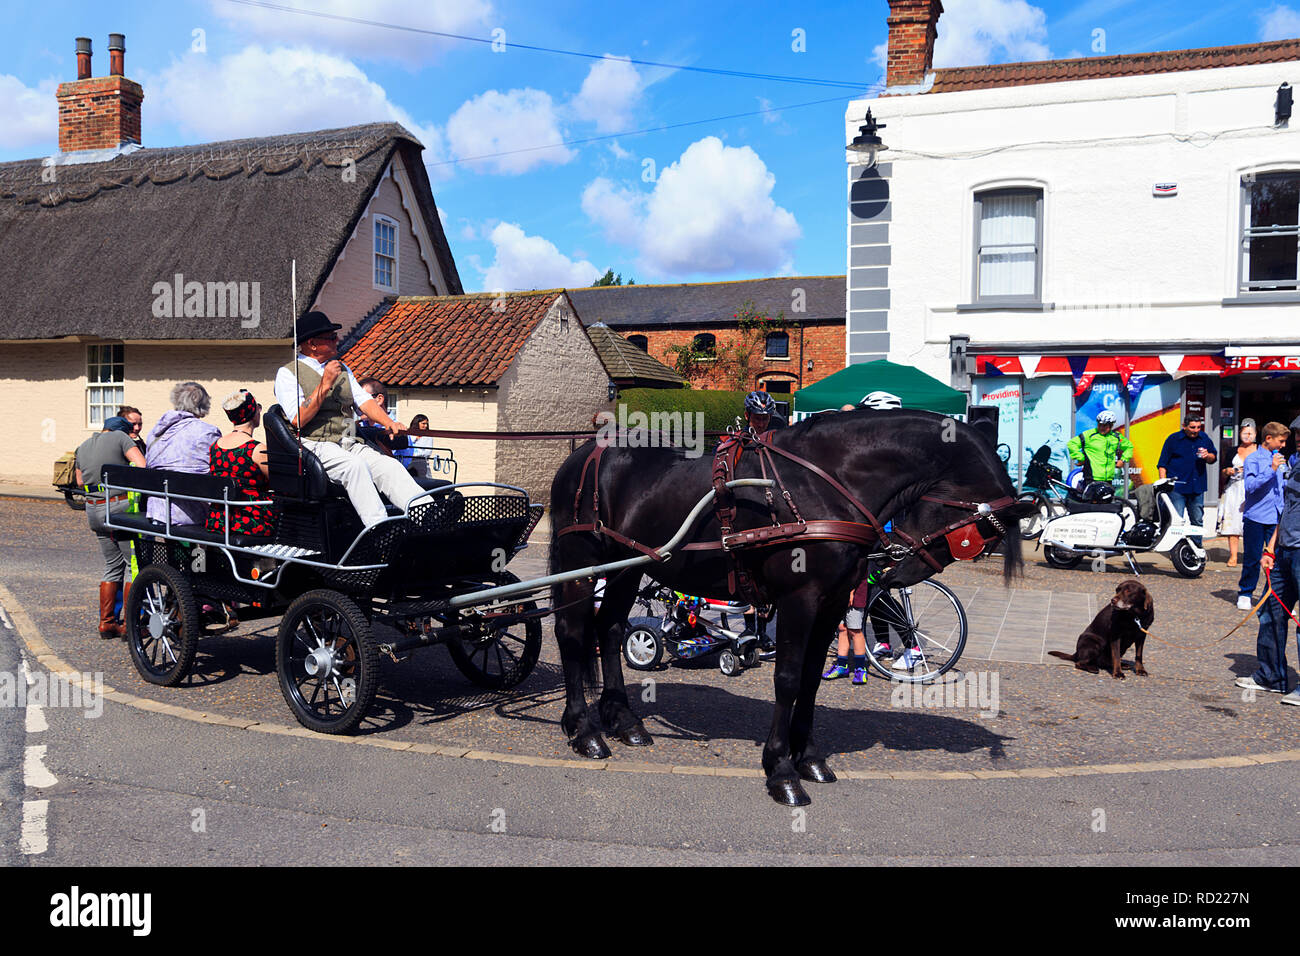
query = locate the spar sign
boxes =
[1224,355,1300,375]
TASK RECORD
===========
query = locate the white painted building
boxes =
[846,0,1300,511]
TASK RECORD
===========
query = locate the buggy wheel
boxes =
[1044,545,1084,569]
[276,590,377,735]
[126,564,200,686]
[446,573,542,690]
[1171,539,1206,578]
[719,650,742,677]
[739,635,760,669]
[622,624,664,671]
[863,579,967,683]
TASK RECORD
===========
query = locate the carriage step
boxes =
[249,543,322,560]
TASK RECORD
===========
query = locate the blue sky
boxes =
[3,0,1297,291]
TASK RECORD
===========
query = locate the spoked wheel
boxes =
[445,573,542,690]
[276,589,378,735]
[863,579,968,683]
[126,564,200,686]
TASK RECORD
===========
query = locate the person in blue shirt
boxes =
[1237,421,1289,609]
[1236,415,1300,705]
[1157,413,1217,548]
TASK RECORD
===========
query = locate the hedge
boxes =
[617,388,751,434]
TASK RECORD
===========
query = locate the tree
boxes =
[592,268,635,286]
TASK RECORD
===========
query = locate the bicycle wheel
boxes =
[862,579,967,683]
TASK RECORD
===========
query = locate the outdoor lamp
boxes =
[1278,82,1293,126]
[847,109,888,168]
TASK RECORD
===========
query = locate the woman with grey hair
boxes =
[145,381,222,526]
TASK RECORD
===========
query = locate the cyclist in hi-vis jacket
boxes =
[1066,409,1133,483]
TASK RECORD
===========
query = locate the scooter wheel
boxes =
[1171,540,1206,578]
[1044,545,1084,569]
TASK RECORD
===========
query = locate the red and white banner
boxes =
[1223,355,1300,375]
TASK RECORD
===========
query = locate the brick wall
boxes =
[313,153,442,335]
[496,296,613,504]
[616,320,846,392]
[56,76,143,152]
[886,0,942,87]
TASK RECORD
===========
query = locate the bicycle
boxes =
[859,578,968,683]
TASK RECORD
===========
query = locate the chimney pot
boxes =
[108,33,125,76]
[75,36,92,80]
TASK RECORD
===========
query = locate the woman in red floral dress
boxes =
[207,389,274,538]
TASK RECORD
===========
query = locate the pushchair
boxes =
[620,581,766,676]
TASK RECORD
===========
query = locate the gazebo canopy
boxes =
[794,359,966,416]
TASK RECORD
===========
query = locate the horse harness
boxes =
[557,431,1014,601]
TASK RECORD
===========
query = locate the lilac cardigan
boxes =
[145,410,222,526]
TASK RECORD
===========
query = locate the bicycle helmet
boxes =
[1096,409,1117,425]
[744,390,777,415]
[858,390,902,410]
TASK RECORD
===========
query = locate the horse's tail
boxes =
[1003,530,1024,583]
[549,443,601,687]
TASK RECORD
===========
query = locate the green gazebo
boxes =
[793,359,966,417]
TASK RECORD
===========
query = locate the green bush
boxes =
[618,388,750,433]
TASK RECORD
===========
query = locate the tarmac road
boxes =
[2,496,1299,865]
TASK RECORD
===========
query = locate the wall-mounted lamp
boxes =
[847,109,888,169]
[608,381,618,402]
[1278,82,1293,126]
[807,359,814,371]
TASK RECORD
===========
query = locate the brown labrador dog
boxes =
[1049,579,1153,679]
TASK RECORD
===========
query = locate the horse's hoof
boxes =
[617,724,654,747]
[571,734,612,760]
[797,759,837,784]
[767,779,812,807]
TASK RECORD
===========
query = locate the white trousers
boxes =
[304,437,426,528]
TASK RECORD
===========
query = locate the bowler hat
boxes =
[295,311,342,344]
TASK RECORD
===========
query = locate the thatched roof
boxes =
[0,122,462,340]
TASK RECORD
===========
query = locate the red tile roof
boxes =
[344,292,562,387]
[920,37,1300,94]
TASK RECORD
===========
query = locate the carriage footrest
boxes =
[248,543,322,560]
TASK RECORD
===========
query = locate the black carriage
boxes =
[102,404,545,734]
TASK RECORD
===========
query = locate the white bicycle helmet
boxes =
[1096,409,1117,425]
[858,390,902,410]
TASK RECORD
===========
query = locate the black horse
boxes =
[548,408,1034,806]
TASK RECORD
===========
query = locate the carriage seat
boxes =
[98,465,265,547]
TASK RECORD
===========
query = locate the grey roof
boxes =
[584,322,685,388]
[566,275,845,328]
[0,122,462,340]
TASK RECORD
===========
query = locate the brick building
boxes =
[566,276,847,400]
[0,34,461,487]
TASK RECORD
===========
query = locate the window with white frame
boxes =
[374,215,398,290]
[974,188,1043,302]
[1240,172,1300,292]
[765,331,789,359]
[86,344,124,428]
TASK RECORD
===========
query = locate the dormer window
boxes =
[374,215,398,291]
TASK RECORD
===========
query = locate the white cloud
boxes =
[1259,3,1300,40]
[582,136,800,277]
[481,222,600,291]
[145,46,446,170]
[445,88,573,174]
[607,140,633,160]
[757,97,780,124]
[211,0,495,66]
[933,0,1050,68]
[570,55,642,132]
[0,74,58,151]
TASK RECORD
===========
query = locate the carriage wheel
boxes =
[126,564,200,686]
[445,573,542,690]
[863,579,968,684]
[276,590,378,735]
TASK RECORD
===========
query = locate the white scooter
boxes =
[1039,477,1206,578]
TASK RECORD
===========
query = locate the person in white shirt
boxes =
[273,311,425,528]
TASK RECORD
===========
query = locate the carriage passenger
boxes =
[207,389,274,539]
[274,311,428,528]
[145,381,222,527]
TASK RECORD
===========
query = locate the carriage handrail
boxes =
[442,478,776,610]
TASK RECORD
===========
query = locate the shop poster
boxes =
[972,378,1022,481]
[1022,379,1072,475]
[1127,377,1182,485]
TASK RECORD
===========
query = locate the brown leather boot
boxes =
[98,582,121,639]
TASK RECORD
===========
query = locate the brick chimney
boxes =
[886,0,943,87]
[56,33,143,152]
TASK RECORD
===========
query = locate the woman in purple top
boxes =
[145,382,222,526]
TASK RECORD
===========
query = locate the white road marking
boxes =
[25,704,47,733]
[20,800,49,855]
[0,603,12,629]
[23,745,57,789]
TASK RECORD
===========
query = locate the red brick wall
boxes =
[886,0,942,87]
[620,321,845,391]
[57,76,143,152]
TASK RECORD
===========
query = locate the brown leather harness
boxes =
[556,430,1015,600]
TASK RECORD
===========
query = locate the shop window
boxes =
[765,331,789,359]
[1240,172,1300,292]
[86,344,124,428]
[627,334,648,352]
[974,188,1042,303]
